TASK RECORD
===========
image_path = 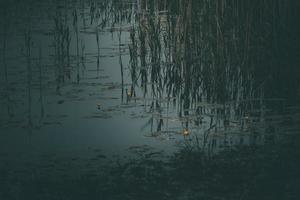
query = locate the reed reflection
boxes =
[126,0,300,151]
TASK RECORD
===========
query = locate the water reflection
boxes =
[0,0,300,198]
[0,0,299,147]
[1,140,300,199]
[126,0,300,151]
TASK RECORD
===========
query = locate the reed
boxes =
[126,0,300,110]
[38,45,44,122]
[1,9,12,118]
[24,29,33,129]
[118,29,125,102]
[73,8,80,83]
[96,29,100,78]
[53,5,72,91]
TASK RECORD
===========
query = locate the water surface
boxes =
[1,0,300,199]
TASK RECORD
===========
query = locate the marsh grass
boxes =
[129,0,300,105]
[72,8,80,83]
[116,0,300,150]
[118,29,125,102]
[96,29,100,78]
[53,6,72,92]
[37,45,44,124]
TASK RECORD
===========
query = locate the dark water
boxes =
[1,0,300,199]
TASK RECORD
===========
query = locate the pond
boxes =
[1,0,300,199]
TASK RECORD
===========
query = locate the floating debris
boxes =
[183,128,190,136]
[126,89,133,98]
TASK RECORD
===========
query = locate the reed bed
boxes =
[127,0,300,110]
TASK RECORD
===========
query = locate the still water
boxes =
[1,0,300,199]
